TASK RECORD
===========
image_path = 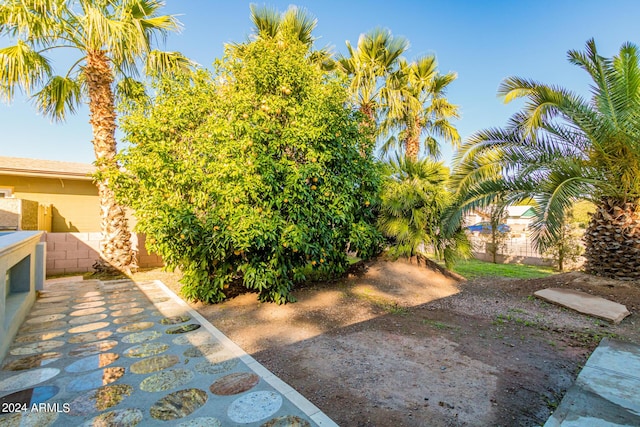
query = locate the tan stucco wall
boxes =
[0,175,99,232]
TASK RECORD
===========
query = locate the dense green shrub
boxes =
[114,35,382,303]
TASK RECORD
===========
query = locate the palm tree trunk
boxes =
[583,197,640,279]
[405,119,421,161]
[85,50,134,273]
[358,105,376,156]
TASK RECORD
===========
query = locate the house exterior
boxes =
[0,156,162,275]
[464,205,536,234]
[504,205,536,233]
[0,156,99,232]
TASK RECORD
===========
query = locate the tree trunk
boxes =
[357,105,376,157]
[85,50,135,273]
[491,234,498,264]
[405,118,421,161]
[583,197,640,280]
[557,246,564,272]
[557,225,566,272]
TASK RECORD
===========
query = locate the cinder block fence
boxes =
[43,232,163,276]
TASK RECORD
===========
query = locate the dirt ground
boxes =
[156,258,640,427]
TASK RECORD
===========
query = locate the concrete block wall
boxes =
[473,251,555,267]
[134,233,163,269]
[43,232,163,276]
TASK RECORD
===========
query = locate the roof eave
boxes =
[0,169,94,181]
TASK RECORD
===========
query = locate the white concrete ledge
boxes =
[0,231,44,362]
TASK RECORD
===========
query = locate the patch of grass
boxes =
[542,390,564,411]
[569,330,620,346]
[383,302,409,315]
[515,318,536,327]
[452,259,556,280]
[493,313,538,328]
[493,314,508,325]
[592,319,608,327]
[422,319,458,330]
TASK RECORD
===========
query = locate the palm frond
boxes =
[380,135,400,157]
[380,55,459,160]
[32,75,82,120]
[430,71,456,96]
[250,4,280,40]
[145,50,194,75]
[80,2,125,51]
[610,42,640,117]
[0,0,64,42]
[378,155,462,259]
[498,76,538,103]
[281,5,317,47]
[567,38,600,80]
[528,165,595,251]
[0,40,52,101]
[342,27,408,120]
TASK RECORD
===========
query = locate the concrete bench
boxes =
[0,231,45,361]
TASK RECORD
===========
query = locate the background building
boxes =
[0,156,161,275]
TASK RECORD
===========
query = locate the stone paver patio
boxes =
[0,277,337,426]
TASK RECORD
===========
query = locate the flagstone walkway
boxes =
[0,277,337,426]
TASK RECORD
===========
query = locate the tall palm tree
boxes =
[0,0,190,273]
[452,39,640,279]
[382,55,460,160]
[338,27,408,122]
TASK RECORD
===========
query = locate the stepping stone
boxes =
[534,288,631,324]
[543,339,640,426]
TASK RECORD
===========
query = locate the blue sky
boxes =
[2,0,639,165]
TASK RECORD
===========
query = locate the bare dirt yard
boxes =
[143,258,640,427]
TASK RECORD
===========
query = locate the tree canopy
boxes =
[114,28,382,303]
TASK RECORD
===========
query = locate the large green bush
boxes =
[114,35,382,303]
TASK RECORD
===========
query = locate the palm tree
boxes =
[452,39,640,279]
[338,27,408,122]
[382,55,460,160]
[378,154,470,268]
[0,0,190,273]
[231,4,332,68]
[249,4,315,47]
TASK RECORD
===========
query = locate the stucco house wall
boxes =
[0,157,99,232]
[0,157,162,274]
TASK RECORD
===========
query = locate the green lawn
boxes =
[451,259,556,280]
